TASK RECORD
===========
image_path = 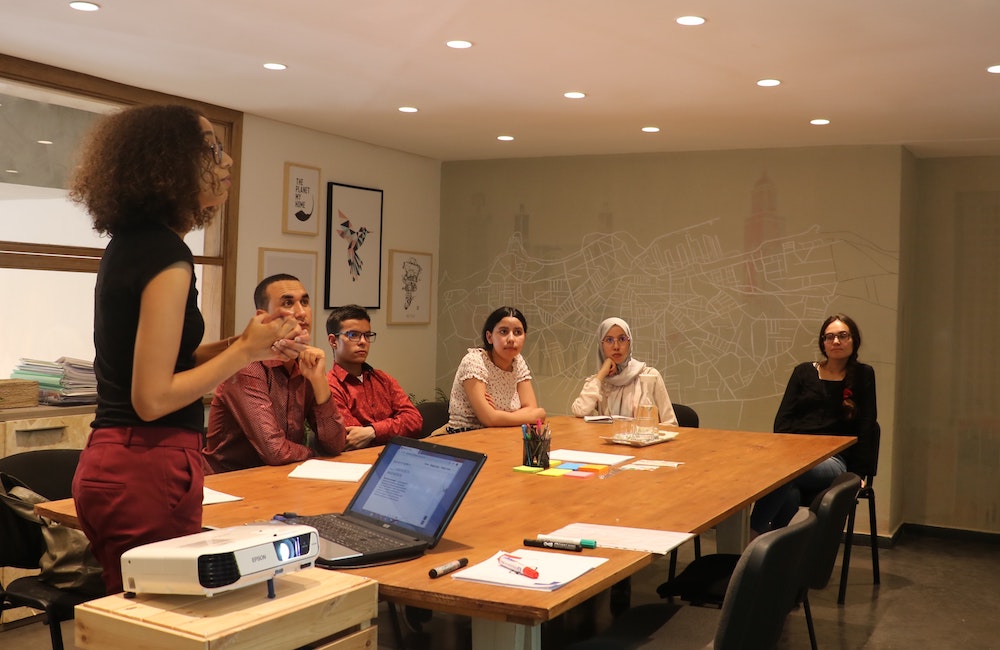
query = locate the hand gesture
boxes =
[297,346,326,382]
[598,357,617,380]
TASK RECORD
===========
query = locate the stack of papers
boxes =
[546,523,694,555]
[287,459,372,482]
[453,549,607,591]
[11,357,97,405]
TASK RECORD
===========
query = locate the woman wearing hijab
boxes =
[571,317,677,425]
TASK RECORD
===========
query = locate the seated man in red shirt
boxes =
[326,304,423,449]
[203,274,346,472]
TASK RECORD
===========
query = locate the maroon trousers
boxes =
[72,427,204,594]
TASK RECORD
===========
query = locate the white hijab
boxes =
[596,317,646,389]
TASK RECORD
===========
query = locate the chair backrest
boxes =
[0,448,82,500]
[0,472,46,568]
[415,400,450,438]
[807,472,861,590]
[672,403,700,428]
[714,510,817,650]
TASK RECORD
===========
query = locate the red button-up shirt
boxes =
[204,360,346,473]
[326,363,423,445]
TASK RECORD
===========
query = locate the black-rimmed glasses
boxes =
[822,332,852,342]
[336,330,377,342]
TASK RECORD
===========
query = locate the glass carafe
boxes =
[634,375,659,434]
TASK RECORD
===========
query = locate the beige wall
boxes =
[237,115,442,402]
[899,156,1000,534]
[440,146,902,536]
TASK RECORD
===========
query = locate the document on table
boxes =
[549,448,634,466]
[547,523,694,555]
[287,459,372,482]
[453,549,608,591]
[203,487,242,505]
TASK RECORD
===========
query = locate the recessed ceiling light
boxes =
[69,2,100,11]
[641,126,660,133]
[810,118,831,126]
[988,64,1000,74]
[5,169,19,174]
[263,62,287,71]
[398,106,418,113]
[564,91,586,99]
[676,16,706,26]
[497,135,514,142]
[446,40,473,49]
[756,78,781,87]
[37,140,54,145]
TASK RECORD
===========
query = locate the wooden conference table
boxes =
[37,416,852,650]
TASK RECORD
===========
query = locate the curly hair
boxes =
[69,104,222,236]
[817,313,862,420]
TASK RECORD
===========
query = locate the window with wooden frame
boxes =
[0,54,241,376]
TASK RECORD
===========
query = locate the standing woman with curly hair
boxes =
[750,313,879,535]
[69,105,306,593]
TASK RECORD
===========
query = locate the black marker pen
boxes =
[429,557,469,578]
[523,538,583,552]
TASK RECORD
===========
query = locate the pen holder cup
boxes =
[522,436,551,469]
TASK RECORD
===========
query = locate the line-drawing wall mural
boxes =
[437,172,898,432]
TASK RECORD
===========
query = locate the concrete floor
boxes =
[3,529,998,649]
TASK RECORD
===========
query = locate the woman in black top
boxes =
[750,313,878,534]
[69,105,305,593]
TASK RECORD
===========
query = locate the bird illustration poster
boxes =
[282,162,321,236]
[325,181,383,309]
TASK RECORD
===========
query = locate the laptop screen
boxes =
[344,437,486,543]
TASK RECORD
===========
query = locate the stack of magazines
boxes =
[10,357,98,405]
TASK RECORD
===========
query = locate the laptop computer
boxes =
[287,436,487,568]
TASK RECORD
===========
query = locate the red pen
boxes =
[498,553,539,579]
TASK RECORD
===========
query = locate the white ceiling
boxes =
[3,0,1000,161]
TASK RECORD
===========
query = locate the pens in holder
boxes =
[498,553,540,579]
[522,421,551,468]
[524,538,582,552]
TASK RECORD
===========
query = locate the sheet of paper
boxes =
[453,549,608,591]
[583,415,614,423]
[287,458,371,482]
[546,523,694,555]
[202,487,242,505]
[549,448,634,466]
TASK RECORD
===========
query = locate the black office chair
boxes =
[838,424,880,604]
[672,402,700,428]
[657,473,861,611]
[0,449,101,650]
[568,510,818,650]
[799,472,862,650]
[414,400,450,438]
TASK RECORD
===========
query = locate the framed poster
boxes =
[387,249,432,325]
[325,181,383,309]
[282,162,321,236]
[257,248,318,344]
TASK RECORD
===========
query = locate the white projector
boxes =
[121,523,319,596]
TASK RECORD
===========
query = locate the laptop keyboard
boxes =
[294,515,411,552]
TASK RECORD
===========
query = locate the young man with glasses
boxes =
[203,275,347,472]
[326,304,423,450]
